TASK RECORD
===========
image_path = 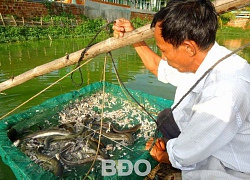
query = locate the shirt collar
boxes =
[191,42,221,93]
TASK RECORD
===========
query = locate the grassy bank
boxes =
[1,15,250,44]
[217,26,250,37]
[0,16,151,43]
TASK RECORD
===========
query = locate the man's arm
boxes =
[133,41,161,76]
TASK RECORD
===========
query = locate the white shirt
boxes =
[158,42,250,179]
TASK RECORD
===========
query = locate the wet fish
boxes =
[91,122,142,134]
[89,137,105,148]
[14,129,73,147]
[59,143,106,166]
[90,122,111,132]
[44,126,85,148]
[58,122,76,133]
[101,132,134,145]
[35,149,64,177]
[88,138,109,159]
[112,123,142,134]
[85,123,135,145]
[22,129,73,139]
[59,154,105,167]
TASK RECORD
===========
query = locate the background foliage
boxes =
[0,13,249,43]
[0,15,151,43]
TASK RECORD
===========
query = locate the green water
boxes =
[0,35,250,179]
[0,37,176,118]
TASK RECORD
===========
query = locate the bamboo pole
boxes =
[0,24,152,93]
[0,0,250,92]
[215,0,250,14]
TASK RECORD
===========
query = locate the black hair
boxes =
[151,0,218,50]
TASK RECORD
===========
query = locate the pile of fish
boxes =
[14,119,141,177]
[13,91,159,178]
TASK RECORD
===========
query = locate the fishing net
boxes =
[0,82,173,180]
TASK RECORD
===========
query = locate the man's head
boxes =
[151,0,218,73]
[151,0,218,50]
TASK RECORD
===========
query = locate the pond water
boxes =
[0,36,177,119]
[0,34,250,179]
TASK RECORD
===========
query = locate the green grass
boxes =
[217,26,250,37]
[0,16,152,44]
[0,15,249,44]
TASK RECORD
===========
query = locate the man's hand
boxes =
[145,138,171,164]
[112,18,135,38]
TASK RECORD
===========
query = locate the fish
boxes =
[91,122,142,134]
[89,122,111,132]
[44,126,85,148]
[35,148,64,177]
[13,129,73,147]
[59,154,105,167]
[22,129,73,139]
[58,122,76,133]
[112,123,142,134]
[101,132,134,145]
[89,137,105,148]
[88,138,109,159]
[59,143,106,166]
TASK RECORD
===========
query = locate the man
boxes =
[113,0,250,179]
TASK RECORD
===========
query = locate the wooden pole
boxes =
[0,0,249,92]
[0,24,152,93]
[214,0,250,14]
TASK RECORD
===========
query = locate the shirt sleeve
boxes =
[166,81,247,170]
[157,60,188,86]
